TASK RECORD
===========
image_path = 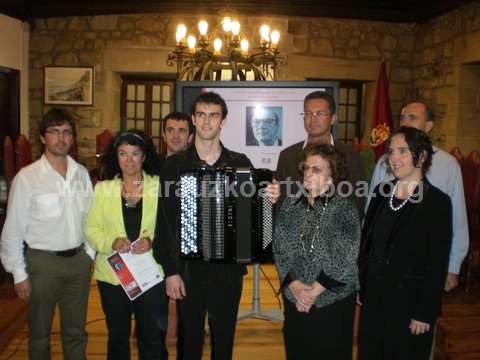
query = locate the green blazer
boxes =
[85,173,164,285]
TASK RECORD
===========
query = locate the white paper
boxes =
[107,240,164,301]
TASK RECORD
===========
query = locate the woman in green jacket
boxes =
[86,129,167,360]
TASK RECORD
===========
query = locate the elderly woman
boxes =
[273,143,361,359]
[86,129,168,360]
[358,126,452,360]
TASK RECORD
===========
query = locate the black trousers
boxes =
[97,280,168,360]
[176,262,244,360]
[282,292,356,360]
[358,276,435,360]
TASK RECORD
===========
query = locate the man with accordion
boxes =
[153,92,280,360]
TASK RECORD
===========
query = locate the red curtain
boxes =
[370,62,393,161]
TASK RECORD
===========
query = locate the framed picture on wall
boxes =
[44,66,94,106]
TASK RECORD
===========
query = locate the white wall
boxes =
[0,13,29,136]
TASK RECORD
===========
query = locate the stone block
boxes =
[310,38,333,56]
[30,35,55,52]
[29,69,43,88]
[32,54,53,69]
[56,40,73,52]
[95,40,107,50]
[397,34,415,52]
[118,16,135,30]
[292,37,308,53]
[389,83,406,101]
[54,53,79,66]
[83,32,97,40]
[365,32,381,44]
[334,48,346,57]
[137,34,164,47]
[74,40,86,49]
[359,45,380,59]
[91,15,118,30]
[287,19,310,36]
[347,37,360,48]
[136,17,166,32]
[68,17,90,31]
[391,67,411,83]
[79,51,97,65]
[382,34,397,51]
[346,48,359,58]
[46,18,67,30]
[34,19,46,31]
[106,39,135,48]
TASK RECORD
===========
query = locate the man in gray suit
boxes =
[276,90,366,215]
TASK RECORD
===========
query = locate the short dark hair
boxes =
[300,143,347,185]
[406,101,435,123]
[162,111,194,135]
[386,126,434,175]
[39,108,76,137]
[191,92,228,119]
[304,91,336,114]
[103,129,159,179]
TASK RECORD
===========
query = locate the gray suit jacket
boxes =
[276,140,367,217]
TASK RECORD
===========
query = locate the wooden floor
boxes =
[2,264,479,360]
[0,265,289,360]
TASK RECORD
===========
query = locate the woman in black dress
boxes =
[358,126,452,360]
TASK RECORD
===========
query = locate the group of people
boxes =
[0,88,468,360]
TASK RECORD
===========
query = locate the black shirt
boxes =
[153,143,253,278]
[122,198,142,241]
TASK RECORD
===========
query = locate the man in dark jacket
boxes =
[276,90,366,216]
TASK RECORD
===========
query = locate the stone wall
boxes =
[28,12,416,165]
[412,0,480,153]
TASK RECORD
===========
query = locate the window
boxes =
[120,77,175,151]
[337,81,363,145]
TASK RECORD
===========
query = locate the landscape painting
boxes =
[44,66,94,106]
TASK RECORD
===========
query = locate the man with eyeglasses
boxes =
[1,108,94,359]
[276,90,366,215]
[368,102,468,292]
[247,107,282,146]
[154,91,280,360]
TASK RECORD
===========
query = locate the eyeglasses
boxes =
[45,128,74,137]
[195,112,222,121]
[300,111,331,120]
[299,164,324,175]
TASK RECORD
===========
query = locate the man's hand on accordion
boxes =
[166,275,186,300]
[264,179,280,204]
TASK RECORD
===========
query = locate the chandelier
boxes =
[167,16,282,81]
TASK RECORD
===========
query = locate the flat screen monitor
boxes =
[176,81,339,170]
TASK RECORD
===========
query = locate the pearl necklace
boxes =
[389,182,413,211]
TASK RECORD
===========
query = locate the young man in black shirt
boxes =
[153,92,280,360]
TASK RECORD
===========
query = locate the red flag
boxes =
[370,62,393,161]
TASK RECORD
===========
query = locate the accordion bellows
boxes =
[179,166,273,263]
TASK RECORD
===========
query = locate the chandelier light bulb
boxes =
[231,21,241,36]
[222,17,232,32]
[213,38,223,52]
[176,24,187,43]
[240,39,249,53]
[271,30,280,45]
[187,35,196,49]
[260,24,270,41]
[198,20,209,36]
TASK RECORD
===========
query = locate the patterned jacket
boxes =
[273,193,361,308]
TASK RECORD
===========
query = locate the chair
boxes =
[461,151,480,292]
[450,146,464,166]
[15,135,32,172]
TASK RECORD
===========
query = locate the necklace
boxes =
[299,196,329,254]
[121,179,143,208]
[389,182,413,211]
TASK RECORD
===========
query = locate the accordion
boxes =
[179,166,274,263]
